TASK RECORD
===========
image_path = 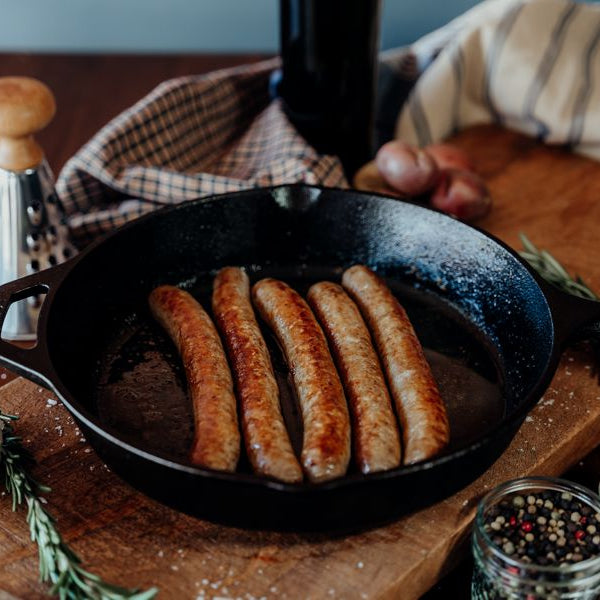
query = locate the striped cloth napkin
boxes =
[395,0,600,159]
[56,0,599,247]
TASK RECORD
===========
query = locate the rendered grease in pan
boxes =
[92,268,504,472]
[96,320,194,460]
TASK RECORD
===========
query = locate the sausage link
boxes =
[307,281,401,473]
[149,285,240,471]
[212,267,302,483]
[342,265,450,464]
[252,278,351,483]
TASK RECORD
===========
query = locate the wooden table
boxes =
[1,53,600,600]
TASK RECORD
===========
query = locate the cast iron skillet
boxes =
[0,185,599,532]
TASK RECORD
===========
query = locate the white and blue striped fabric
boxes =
[394,0,600,160]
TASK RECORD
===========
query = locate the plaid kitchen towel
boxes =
[56,59,348,248]
[395,0,600,159]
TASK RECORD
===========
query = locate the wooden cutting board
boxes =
[1,124,600,600]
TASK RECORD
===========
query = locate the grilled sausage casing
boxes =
[212,267,302,483]
[149,285,240,472]
[252,278,351,483]
[308,281,402,473]
[342,265,450,464]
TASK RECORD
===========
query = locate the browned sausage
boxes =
[212,267,302,483]
[252,278,351,483]
[149,285,240,471]
[307,281,402,473]
[341,265,449,464]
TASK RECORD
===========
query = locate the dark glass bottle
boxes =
[279,0,382,178]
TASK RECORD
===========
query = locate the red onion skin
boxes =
[430,169,491,221]
[425,143,474,171]
[376,141,439,196]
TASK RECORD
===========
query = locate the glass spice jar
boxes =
[472,477,600,599]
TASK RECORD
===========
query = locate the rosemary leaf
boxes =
[0,410,158,600]
[519,233,599,301]
[519,233,540,256]
[540,249,571,280]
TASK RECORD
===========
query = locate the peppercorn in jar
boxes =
[472,477,600,599]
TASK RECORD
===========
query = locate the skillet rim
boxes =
[34,184,561,494]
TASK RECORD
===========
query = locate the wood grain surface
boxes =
[0,54,600,600]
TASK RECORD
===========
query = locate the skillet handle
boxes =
[0,264,68,387]
[547,284,600,346]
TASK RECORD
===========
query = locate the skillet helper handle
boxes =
[0,265,66,386]
[548,285,600,346]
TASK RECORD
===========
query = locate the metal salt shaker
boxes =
[0,77,76,340]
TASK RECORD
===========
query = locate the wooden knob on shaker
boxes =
[0,76,56,171]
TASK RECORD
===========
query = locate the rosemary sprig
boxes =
[0,411,158,600]
[519,233,599,301]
